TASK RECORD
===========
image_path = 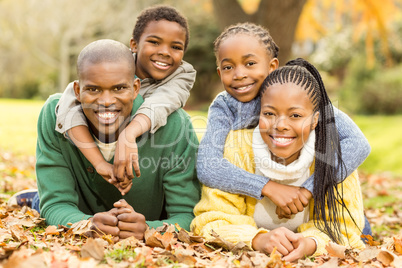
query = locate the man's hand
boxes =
[114,199,147,240]
[95,161,117,185]
[283,236,316,262]
[262,181,310,218]
[91,209,120,242]
[114,127,140,183]
[252,227,301,256]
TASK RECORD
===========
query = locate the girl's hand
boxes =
[276,187,313,219]
[116,177,133,196]
[262,181,310,217]
[283,236,316,262]
[114,128,141,182]
[252,227,300,256]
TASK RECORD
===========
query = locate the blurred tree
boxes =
[212,0,307,65]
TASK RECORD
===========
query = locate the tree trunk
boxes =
[213,0,307,65]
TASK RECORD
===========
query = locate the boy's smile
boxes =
[216,34,277,103]
[131,20,186,81]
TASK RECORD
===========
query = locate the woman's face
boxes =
[259,82,319,165]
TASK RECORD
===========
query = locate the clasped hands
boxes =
[262,180,313,219]
[90,199,147,243]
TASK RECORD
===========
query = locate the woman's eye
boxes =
[291,114,302,118]
[263,112,274,116]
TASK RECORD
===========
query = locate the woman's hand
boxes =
[252,227,300,256]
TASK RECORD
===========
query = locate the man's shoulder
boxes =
[165,108,192,127]
[41,93,62,117]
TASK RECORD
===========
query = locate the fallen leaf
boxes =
[80,238,105,261]
[376,250,394,266]
[394,236,402,254]
[325,242,346,259]
[45,225,60,235]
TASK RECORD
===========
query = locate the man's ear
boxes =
[268,58,279,74]
[73,81,81,102]
[312,111,320,130]
[130,38,138,53]
[132,78,141,98]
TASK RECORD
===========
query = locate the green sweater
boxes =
[36,93,200,230]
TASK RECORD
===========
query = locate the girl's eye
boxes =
[246,61,256,67]
[222,65,232,71]
[291,114,302,118]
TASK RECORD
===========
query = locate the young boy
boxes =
[55,5,196,194]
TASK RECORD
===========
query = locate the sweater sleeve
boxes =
[298,170,366,256]
[36,96,91,226]
[301,106,371,193]
[197,95,269,199]
[54,82,88,134]
[145,111,201,231]
[135,61,196,133]
[191,186,267,248]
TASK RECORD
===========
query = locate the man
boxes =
[12,39,200,240]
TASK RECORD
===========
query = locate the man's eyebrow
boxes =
[83,84,100,88]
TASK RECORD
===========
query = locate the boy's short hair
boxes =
[132,5,189,51]
[77,39,135,79]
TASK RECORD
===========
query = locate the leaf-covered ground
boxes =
[1,150,402,267]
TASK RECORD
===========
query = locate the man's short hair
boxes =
[76,39,135,78]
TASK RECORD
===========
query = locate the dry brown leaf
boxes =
[80,238,105,261]
[44,225,60,235]
[355,246,381,262]
[325,242,346,259]
[160,231,175,250]
[394,236,402,254]
[145,231,164,248]
[377,249,395,266]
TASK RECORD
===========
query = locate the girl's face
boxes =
[216,34,278,102]
[130,20,186,81]
[259,83,319,165]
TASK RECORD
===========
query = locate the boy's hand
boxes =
[114,199,147,240]
[114,128,141,182]
[262,181,310,217]
[116,177,133,196]
[95,161,118,186]
[252,227,300,256]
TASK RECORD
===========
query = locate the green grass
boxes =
[1,98,401,176]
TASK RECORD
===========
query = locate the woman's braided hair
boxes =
[260,58,350,244]
[213,22,279,65]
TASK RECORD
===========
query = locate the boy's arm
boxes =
[301,107,371,194]
[135,60,196,133]
[197,94,269,199]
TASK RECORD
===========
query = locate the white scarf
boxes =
[252,125,315,232]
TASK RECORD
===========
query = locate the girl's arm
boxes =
[197,93,268,199]
[301,107,371,193]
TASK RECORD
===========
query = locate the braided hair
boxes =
[213,22,279,65]
[260,58,348,243]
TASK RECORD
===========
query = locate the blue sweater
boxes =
[197,91,371,199]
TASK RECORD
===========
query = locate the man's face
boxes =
[73,61,140,142]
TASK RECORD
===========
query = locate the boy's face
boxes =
[216,34,278,102]
[73,61,140,142]
[130,19,186,81]
[258,83,319,165]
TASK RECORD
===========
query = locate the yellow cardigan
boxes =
[191,129,365,256]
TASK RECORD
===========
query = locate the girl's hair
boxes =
[132,5,189,51]
[260,58,348,243]
[213,22,279,64]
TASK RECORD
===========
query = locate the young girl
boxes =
[55,5,196,194]
[191,58,366,262]
[197,22,371,219]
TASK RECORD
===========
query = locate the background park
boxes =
[0,0,402,266]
